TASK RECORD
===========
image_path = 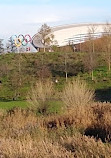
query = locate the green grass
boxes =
[46,100,64,115]
[0,100,64,115]
[0,101,28,110]
[1,52,111,102]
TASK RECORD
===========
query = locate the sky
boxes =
[0,0,111,43]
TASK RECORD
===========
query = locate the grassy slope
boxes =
[0,52,84,100]
[0,52,111,103]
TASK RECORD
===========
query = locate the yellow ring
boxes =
[15,38,22,47]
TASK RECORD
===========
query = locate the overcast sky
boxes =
[0,0,111,41]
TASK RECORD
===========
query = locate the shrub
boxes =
[27,79,54,114]
[62,78,94,108]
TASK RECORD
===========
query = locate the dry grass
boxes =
[43,106,94,130]
[62,78,94,108]
[0,102,111,157]
[27,79,54,112]
[0,137,73,158]
[62,134,111,158]
[0,132,111,158]
[0,108,39,138]
[1,80,111,157]
[85,102,111,142]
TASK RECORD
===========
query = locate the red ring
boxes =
[24,34,32,43]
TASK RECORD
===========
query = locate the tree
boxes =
[0,39,4,54]
[103,22,111,71]
[84,25,97,80]
[38,23,54,52]
[7,37,17,53]
[9,54,26,100]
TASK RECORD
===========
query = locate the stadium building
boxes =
[32,23,110,50]
[52,23,108,46]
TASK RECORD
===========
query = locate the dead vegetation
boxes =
[0,79,111,157]
[62,78,94,108]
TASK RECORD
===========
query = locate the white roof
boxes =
[52,23,110,46]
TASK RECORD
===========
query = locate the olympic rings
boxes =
[15,38,22,47]
[11,35,17,42]
[22,40,28,46]
[24,34,32,43]
[10,34,32,47]
[18,34,25,43]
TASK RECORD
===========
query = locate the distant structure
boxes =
[32,33,45,51]
[51,23,110,46]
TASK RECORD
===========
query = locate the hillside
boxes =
[0,51,111,101]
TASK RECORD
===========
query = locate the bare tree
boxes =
[85,25,97,80]
[38,23,54,52]
[9,54,25,100]
[103,22,111,71]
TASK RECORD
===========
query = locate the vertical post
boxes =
[108,43,111,71]
[17,47,19,54]
[80,34,82,52]
[65,52,68,82]
[18,46,21,86]
[44,47,46,53]
[41,54,44,81]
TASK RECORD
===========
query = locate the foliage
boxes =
[38,23,54,52]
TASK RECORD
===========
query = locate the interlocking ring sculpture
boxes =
[10,34,32,47]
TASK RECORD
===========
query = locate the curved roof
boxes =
[52,23,110,46]
[32,23,111,48]
[32,33,45,49]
